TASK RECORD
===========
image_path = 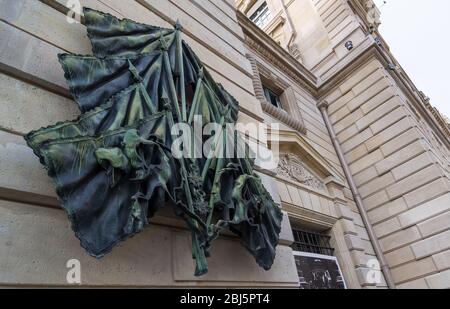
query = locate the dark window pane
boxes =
[263,86,281,108]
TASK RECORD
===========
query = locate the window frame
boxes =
[249,1,271,29]
[246,54,307,134]
[292,228,335,256]
[263,85,282,109]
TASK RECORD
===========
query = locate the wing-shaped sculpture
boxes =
[25,8,283,276]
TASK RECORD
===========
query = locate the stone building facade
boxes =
[0,0,448,289]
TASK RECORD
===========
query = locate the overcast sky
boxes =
[374,0,450,118]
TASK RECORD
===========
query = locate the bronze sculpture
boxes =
[25,8,282,276]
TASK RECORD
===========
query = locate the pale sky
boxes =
[374,0,450,118]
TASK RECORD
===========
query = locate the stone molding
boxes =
[246,53,307,134]
[284,203,338,229]
[347,0,381,33]
[271,129,347,184]
[277,153,326,191]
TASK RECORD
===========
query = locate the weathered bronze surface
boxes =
[25,8,283,276]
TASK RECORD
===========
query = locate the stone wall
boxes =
[240,0,450,289]
[323,57,450,289]
[0,0,298,287]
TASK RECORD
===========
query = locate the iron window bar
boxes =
[292,229,335,256]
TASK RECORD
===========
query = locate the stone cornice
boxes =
[347,0,369,31]
[427,105,450,138]
[347,0,381,34]
[317,38,378,95]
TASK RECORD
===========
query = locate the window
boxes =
[263,86,282,108]
[291,228,345,289]
[250,2,271,29]
[246,54,307,133]
[292,229,334,256]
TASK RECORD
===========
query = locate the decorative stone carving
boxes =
[347,0,381,34]
[365,0,381,33]
[419,91,450,140]
[277,154,326,191]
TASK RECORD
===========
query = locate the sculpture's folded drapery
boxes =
[25,8,283,276]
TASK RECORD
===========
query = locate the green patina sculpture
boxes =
[25,8,283,276]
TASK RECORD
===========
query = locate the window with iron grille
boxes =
[292,229,334,256]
